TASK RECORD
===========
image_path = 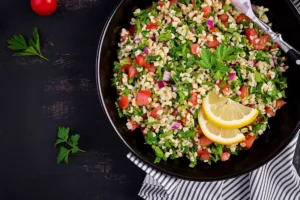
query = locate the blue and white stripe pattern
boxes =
[127,133,299,200]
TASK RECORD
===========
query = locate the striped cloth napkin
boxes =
[127,133,300,200]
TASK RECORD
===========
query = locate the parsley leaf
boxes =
[198,48,216,69]
[215,44,237,61]
[210,144,224,163]
[178,130,197,138]
[7,27,49,61]
[55,126,85,164]
[254,70,263,82]
[158,32,172,41]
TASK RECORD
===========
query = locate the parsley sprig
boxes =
[55,126,85,164]
[7,27,49,61]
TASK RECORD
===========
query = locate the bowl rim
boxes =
[95,0,300,181]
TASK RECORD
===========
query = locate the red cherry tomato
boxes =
[245,28,258,44]
[31,0,57,16]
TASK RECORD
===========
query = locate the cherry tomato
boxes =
[31,0,57,16]
[206,37,220,48]
[190,44,199,55]
[119,96,129,109]
[136,90,152,106]
[136,55,147,67]
[202,6,211,17]
[188,92,198,106]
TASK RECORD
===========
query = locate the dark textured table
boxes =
[0,0,299,200]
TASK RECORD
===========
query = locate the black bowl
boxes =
[96,0,300,181]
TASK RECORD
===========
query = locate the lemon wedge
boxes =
[202,91,258,129]
[198,110,246,145]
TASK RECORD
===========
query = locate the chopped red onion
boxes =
[157,81,167,89]
[150,35,156,41]
[248,104,253,108]
[189,107,195,114]
[206,20,214,28]
[190,29,195,33]
[171,122,181,130]
[163,71,171,81]
[247,60,254,66]
[133,37,140,42]
[228,72,236,80]
[144,47,149,54]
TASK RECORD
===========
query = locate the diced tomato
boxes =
[276,99,285,109]
[129,120,139,131]
[146,21,158,30]
[169,0,177,6]
[129,25,136,35]
[266,73,271,79]
[272,43,279,49]
[146,63,156,73]
[147,5,153,11]
[119,96,129,109]
[197,127,203,136]
[239,85,248,99]
[136,90,152,106]
[210,27,220,32]
[158,1,165,6]
[188,92,198,106]
[121,64,131,72]
[199,136,213,147]
[198,151,210,161]
[136,55,146,67]
[256,115,264,123]
[217,81,231,96]
[221,152,230,161]
[202,6,211,17]
[245,28,258,44]
[218,14,228,24]
[150,106,161,118]
[197,150,209,155]
[244,134,256,149]
[254,35,269,50]
[265,107,275,117]
[206,37,220,48]
[128,65,137,79]
[121,34,130,41]
[236,14,250,23]
[190,44,199,55]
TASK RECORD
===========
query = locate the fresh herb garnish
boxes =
[7,27,49,61]
[55,126,85,164]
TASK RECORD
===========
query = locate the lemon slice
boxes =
[198,110,245,145]
[202,91,258,129]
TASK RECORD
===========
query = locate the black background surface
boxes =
[0,0,299,200]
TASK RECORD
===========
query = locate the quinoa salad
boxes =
[112,0,288,167]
